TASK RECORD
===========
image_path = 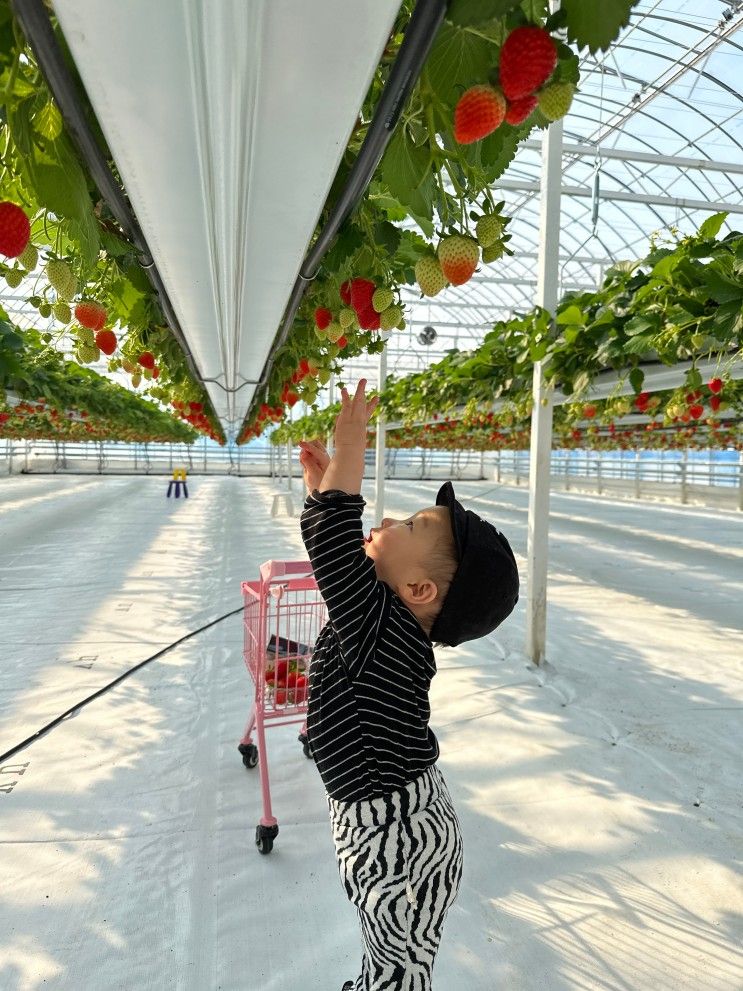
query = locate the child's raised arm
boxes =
[319,379,378,496]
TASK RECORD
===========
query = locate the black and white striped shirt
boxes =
[300,488,440,802]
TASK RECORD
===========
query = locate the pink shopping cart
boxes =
[239,559,327,855]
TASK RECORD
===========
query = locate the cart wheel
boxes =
[256,823,279,855]
[298,732,314,760]
[238,743,259,769]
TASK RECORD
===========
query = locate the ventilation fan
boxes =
[417,325,437,346]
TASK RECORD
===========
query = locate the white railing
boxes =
[493,450,743,510]
[2,439,740,510]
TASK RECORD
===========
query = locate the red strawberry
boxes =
[152,367,160,379]
[138,351,156,369]
[689,403,704,420]
[75,301,107,331]
[314,307,332,330]
[708,378,723,394]
[357,307,381,330]
[505,94,538,125]
[582,404,597,419]
[189,402,203,412]
[95,329,117,355]
[709,395,722,412]
[454,85,506,144]
[286,390,299,407]
[0,412,10,424]
[499,26,557,101]
[634,392,650,409]
[0,202,31,257]
[350,278,376,313]
[337,335,348,349]
[339,280,352,306]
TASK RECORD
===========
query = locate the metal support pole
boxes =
[680,449,688,505]
[496,449,501,483]
[739,452,743,513]
[374,333,389,523]
[526,57,562,665]
[634,448,640,499]
[596,458,602,496]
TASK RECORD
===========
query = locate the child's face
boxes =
[362,505,452,601]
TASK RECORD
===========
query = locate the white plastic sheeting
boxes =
[51,0,401,432]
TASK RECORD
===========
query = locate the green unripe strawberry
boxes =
[537,82,575,121]
[475,215,503,248]
[482,242,505,264]
[46,260,78,301]
[78,343,100,364]
[380,305,403,331]
[18,242,38,272]
[74,325,95,347]
[339,307,357,329]
[38,302,52,317]
[397,318,406,330]
[313,325,326,341]
[53,301,71,323]
[4,268,22,288]
[327,343,340,358]
[143,367,153,380]
[325,321,343,343]
[318,368,331,386]
[415,254,447,297]
[131,372,142,387]
[372,288,394,312]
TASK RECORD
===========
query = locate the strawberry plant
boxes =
[270,217,742,454]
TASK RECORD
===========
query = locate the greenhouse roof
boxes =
[368,0,743,384]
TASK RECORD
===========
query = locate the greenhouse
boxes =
[0,1,741,990]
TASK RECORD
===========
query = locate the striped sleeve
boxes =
[300,488,390,679]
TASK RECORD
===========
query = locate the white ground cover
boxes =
[0,474,740,991]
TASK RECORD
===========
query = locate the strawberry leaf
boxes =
[562,0,634,53]
[423,23,494,105]
[697,212,728,240]
[447,0,521,26]
[380,128,434,222]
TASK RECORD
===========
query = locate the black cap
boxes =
[429,481,519,647]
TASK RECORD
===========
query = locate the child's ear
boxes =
[405,580,438,606]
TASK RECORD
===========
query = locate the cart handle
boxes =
[259,560,314,583]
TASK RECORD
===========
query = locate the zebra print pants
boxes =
[327,764,464,990]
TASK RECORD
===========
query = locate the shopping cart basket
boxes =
[239,559,327,855]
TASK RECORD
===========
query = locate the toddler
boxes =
[298,380,519,991]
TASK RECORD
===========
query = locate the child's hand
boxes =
[298,439,330,493]
[334,379,379,449]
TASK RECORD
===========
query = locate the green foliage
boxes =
[562,0,635,53]
[274,218,742,446]
[0,326,198,442]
